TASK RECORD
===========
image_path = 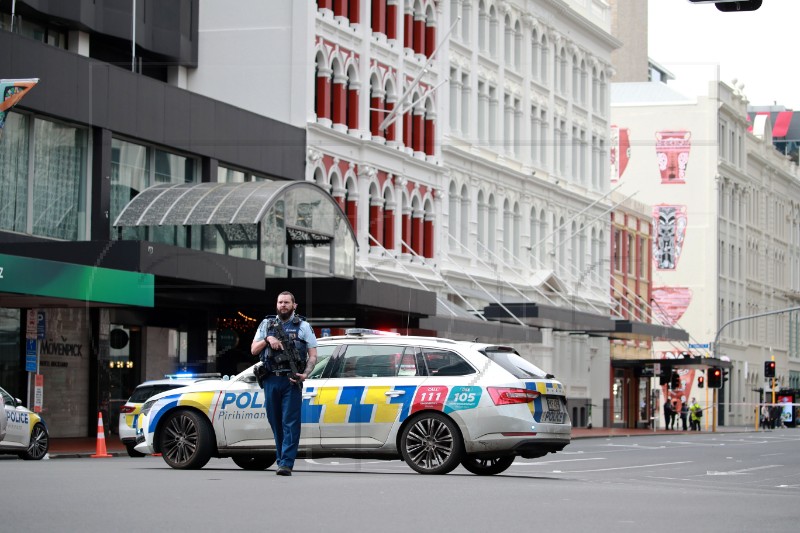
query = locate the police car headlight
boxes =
[140,399,156,417]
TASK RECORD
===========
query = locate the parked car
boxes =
[0,386,49,460]
[135,331,571,475]
[118,373,220,457]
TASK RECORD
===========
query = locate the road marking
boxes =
[706,464,782,476]
[513,457,605,466]
[558,461,691,473]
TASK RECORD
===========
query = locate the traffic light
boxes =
[670,371,681,390]
[765,361,776,378]
[708,367,722,388]
[722,370,729,386]
[697,375,705,388]
[659,369,669,386]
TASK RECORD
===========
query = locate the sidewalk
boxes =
[36,425,771,459]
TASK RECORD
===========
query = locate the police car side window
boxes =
[332,345,412,378]
[422,348,475,376]
[307,345,336,379]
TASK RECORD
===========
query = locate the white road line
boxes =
[557,461,692,473]
[706,464,783,476]
[512,457,605,466]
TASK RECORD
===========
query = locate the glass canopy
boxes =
[113,181,355,278]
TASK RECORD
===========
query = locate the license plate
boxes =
[541,411,566,423]
[546,397,561,411]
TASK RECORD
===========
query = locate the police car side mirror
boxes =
[242,374,258,384]
[15,398,23,408]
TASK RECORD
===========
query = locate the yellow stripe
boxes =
[177,391,216,415]
[318,387,348,423]
[366,386,399,423]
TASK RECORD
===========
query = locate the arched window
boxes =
[382,185,395,250]
[504,14,512,65]
[385,78,398,142]
[540,35,548,83]
[448,181,459,247]
[460,183,469,245]
[424,97,435,156]
[346,64,360,131]
[478,0,488,52]
[331,58,346,127]
[423,197,435,258]
[488,193,497,254]
[503,198,512,260]
[424,4,436,57]
[513,201,521,261]
[489,6,498,57]
[315,51,332,122]
[477,190,486,251]
[513,21,521,71]
[530,206,539,265]
[531,29,540,80]
[368,182,384,248]
[369,73,385,139]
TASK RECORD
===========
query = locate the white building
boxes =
[612,79,800,426]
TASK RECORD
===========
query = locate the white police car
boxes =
[0,386,49,460]
[135,332,571,475]
[119,373,221,457]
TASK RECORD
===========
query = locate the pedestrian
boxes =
[680,401,689,431]
[689,397,702,431]
[671,400,678,430]
[760,404,770,431]
[251,291,318,476]
[663,398,674,430]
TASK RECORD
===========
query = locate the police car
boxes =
[135,331,571,475]
[0,386,49,460]
[119,374,221,457]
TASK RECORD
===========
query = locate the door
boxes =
[318,344,425,449]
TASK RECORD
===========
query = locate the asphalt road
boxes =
[6,431,799,533]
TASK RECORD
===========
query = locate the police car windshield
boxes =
[481,347,548,379]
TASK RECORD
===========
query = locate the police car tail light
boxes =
[488,387,540,405]
[119,405,136,414]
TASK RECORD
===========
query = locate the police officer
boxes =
[251,291,317,476]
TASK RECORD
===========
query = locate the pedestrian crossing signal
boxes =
[765,361,776,378]
[698,375,704,388]
[708,367,722,388]
[669,371,680,390]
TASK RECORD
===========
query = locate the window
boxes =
[0,114,89,240]
[307,345,336,379]
[332,345,418,378]
[422,348,475,376]
[482,347,547,378]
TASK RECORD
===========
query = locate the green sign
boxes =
[0,253,154,307]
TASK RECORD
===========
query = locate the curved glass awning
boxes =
[113,181,356,278]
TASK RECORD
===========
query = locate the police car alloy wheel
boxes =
[159,409,213,470]
[21,423,49,460]
[460,455,515,476]
[399,412,463,475]
[231,454,276,471]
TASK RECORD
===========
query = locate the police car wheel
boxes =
[159,409,213,469]
[400,412,463,475]
[20,423,49,460]
[231,454,275,470]
[125,443,146,458]
[460,455,515,475]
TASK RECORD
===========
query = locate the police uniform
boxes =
[254,313,317,472]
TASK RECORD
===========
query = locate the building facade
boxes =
[0,0,690,436]
[612,79,800,427]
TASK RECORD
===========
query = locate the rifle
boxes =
[270,318,305,389]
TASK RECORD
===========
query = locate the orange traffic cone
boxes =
[90,412,112,458]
